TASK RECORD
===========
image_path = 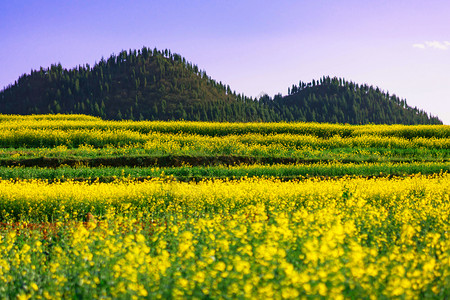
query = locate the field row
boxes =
[0,174,448,221]
[1,147,448,167]
[1,129,450,150]
[0,162,449,181]
[2,114,450,138]
[0,175,449,298]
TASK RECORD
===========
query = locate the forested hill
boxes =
[0,47,244,121]
[272,77,442,124]
[0,47,442,124]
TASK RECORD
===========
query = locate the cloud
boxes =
[413,43,426,49]
[425,41,448,50]
[413,41,450,50]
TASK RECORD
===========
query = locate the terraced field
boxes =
[0,115,449,299]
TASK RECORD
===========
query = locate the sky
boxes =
[1,0,449,123]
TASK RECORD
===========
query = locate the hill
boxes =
[0,47,442,124]
[267,77,442,124]
[0,47,245,121]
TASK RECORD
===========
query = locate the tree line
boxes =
[0,47,442,124]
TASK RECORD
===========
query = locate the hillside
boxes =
[0,47,442,124]
[0,47,246,121]
[268,77,442,124]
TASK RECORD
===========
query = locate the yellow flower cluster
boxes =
[0,115,449,298]
[0,174,449,298]
[1,116,449,148]
[1,114,449,138]
[0,129,448,160]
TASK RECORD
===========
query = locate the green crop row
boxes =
[0,162,449,181]
[0,129,449,150]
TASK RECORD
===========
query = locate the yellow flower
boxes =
[214,261,226,272]
[17,294,31,300]
[30,282,38,291]
[282,287,299,299]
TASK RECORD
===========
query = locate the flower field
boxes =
[0,115,450,299]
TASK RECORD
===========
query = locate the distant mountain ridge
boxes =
[0,47,442,124]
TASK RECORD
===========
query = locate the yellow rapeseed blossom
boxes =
[0,116,449,298]
[0,174,448,298]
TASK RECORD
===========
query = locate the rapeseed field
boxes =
[0,115,449,299]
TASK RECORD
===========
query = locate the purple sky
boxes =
[1,0,450,123]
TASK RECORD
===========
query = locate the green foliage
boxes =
[280,76,442,124]
[0,162,449,182]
